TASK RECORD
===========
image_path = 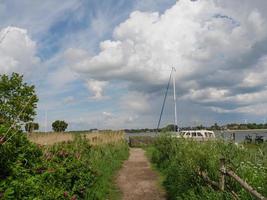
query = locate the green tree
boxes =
[52,120,68,132]
[161,124,178,132]
[25,122,39,133]
[0,73,38,126]
[211,123,220,130]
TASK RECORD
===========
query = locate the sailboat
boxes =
[156,67,215,140]
[156,67,178,133]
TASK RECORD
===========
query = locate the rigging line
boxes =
[156,68,173,133]
[0,27,10,44]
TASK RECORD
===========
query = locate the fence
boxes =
[198,158,266,200]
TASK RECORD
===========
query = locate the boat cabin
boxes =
[179,130,215,140]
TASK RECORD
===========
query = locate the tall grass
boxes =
[28,132,73,145]
[85,131,125,145]
[28,131,125,145]
[149,135,267,199]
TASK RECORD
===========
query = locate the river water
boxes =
[126,130,267,143]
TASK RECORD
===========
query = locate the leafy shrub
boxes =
[150,135,267,199]
[0,129,129,200]
[0,125,42,179]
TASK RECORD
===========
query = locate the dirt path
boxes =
[116,148,166,200]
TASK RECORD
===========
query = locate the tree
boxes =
[52,120,68,132]
[25,122,39,133]
[211,123,220,130]
[161,124,178,132]
[0,73,38,126]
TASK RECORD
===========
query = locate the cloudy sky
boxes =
[1,0,267,130]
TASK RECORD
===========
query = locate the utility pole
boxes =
[172,67,178,132]
[45,110,47,133]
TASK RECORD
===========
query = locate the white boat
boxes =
[177,130,216,140]
[156,68,216,141]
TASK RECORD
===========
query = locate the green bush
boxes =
[0,125,42,178]
[0,128,129,200]
[150,135,267,199]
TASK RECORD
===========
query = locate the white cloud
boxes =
[68,0,267,116]
[0,26,40,75]
[240,55,267,88]
[86,79,108,100]
[211,102,267,116]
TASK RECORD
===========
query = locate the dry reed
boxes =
[28,132,74,145]
[28,131,125,145]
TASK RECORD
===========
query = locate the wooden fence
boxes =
[198,158,266,200]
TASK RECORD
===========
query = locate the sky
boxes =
[1,0,267,130]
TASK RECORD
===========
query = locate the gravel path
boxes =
[116,148,166,200]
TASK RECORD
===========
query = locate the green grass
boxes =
[148,135,267,200]
[144,146,166,195]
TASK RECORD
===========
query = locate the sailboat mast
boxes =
[172,67,178,132]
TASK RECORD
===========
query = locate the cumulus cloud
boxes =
[86,79,108,100]
[68,0,267,116]
[0,26,40,75]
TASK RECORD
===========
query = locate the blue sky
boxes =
[1,0,267,130]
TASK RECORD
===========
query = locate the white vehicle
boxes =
[178,130,216,140]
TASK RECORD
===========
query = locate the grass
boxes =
[28,131,125,145]
[85,131,125,145]
[148,134,267,199]
[144,146,166,196]
[28,132,73,145]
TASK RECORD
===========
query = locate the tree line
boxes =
[25,120,68,133]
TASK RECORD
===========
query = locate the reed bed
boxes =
[28,132,74,145]
[28,131,125,145]
[85,131,125,145]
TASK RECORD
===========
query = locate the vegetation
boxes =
[0,126,128,200]
[160,124,178,132]
[52,120,68,132]
[28,131,125,146]
[226,123,267,130]
[149,135,267,199]
[129,136,155,147]
[0,73,38,126]
[124,128,156,133]
[25,122,39,133]
[28,132,74,145]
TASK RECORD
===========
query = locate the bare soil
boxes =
[116,148,166,200]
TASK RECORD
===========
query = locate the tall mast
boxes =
[45,110,47,133]
[172,67,178,132]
